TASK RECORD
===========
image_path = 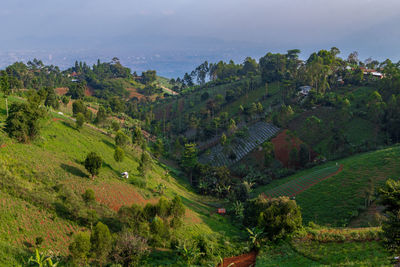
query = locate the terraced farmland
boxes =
[263,165,342,198]
[199,122,280,166]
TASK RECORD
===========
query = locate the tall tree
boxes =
[181,143,197,184]
[0,71,11,117]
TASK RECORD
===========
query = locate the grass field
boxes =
[254,145,400,226]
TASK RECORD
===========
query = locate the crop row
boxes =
[264,165,341,198]
[0,193,81,255]
[199,122,280,166]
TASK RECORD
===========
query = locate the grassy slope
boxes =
[254,145,400,226]
[256,240,390,266]
[0,95,244,264]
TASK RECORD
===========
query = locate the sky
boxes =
[1,0,400,76]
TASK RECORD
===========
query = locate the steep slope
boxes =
[0,95,244,264]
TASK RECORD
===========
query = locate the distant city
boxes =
[0,48,266,78]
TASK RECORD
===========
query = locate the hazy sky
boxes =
[1,0,400,75]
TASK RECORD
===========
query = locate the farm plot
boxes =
[264,165,342,198]
[0,192,81,255]
[199,122,279,166]
[67,179,156,211]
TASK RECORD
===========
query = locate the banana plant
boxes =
[28,249,58,267]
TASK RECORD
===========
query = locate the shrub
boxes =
[111,230,149,266]
[82,189,96,205]
[91,222,112,266]
[72,100,87,116]
[75,112,85,129]
[114,146,125,164]
[115,130,130,147]
[244,196,302,241]
[5,102,45,143]
[84,152,102,179]
[69,231,91,266]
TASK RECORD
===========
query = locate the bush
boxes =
[5,102,45,143]
[111,230,149,266]
[91,222,112,266]
[75,112,85,129]
[69,232,91,266]
[115,130,130,147]
[244,196,302,241]
[84,152,102,179]
[72,100,87,116]
[82,189,95,205]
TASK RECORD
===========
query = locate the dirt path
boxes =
[291,164,344,196]
[160,85,179,95]
[219,251,257,267]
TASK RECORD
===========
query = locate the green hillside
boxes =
[254,144,400,226]
[0,95,245,265]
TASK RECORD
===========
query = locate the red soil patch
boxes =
[85,86,94,97]
[52,118,62,122]
[69,180,157,211]
[271,130,317,168]
[219,251,257,267]
[54,87,69,96]
[87,106,98,114]
[126,87,146,100]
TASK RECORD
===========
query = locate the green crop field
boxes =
[256,240,390,266]
[263,165,341,197]
[255,145,400,226]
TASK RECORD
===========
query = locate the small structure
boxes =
[217,208,226,215]
[121,172,129,179]
[360,67,383,79]
[298,86,312,96]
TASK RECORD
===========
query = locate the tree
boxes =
[299,144,310,167]
[244,196,302,241]
[181,143,197,184]
[141,70,157,84]
[90,222,112,266]
[82,189,96,205]
[44,88,59,109]
[76,113,85,130]
[84,152,102,179]
[137,151,151,177]
[94,106,107,124]
[5,102,45,143]
[379,179,400,255]
[61,95,70,107]
[132,126,144,146]
[262,141,274,167]
[111,120,120,132]
[69,232,91,266]
[0,72,11,117]
[153,138,164,158]
[111,230,149,266]
[115,130,130,147]
[114,146,125,165]
[67,81,86,99]
[72,100,87,116]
